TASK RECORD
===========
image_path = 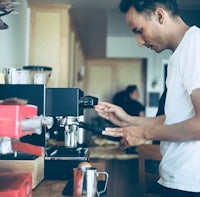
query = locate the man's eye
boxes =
[136,29,143,34]
[132,29,143,34]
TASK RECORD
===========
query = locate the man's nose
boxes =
[136,35,145,46]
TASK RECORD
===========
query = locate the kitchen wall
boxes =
[0,0,28,72]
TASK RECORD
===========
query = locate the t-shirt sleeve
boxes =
[182,29,200,95]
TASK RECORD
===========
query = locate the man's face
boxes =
[125,7,166,53]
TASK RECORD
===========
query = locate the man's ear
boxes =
[155,8,164,24]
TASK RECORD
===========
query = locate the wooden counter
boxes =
[33,180,68,197]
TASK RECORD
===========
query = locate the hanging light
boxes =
[0,0,22,30]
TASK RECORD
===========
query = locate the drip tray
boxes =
[45,146,90,180]
[45,146,89,161]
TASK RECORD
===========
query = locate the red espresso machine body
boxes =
[0,104,37,138]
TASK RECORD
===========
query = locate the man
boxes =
[94,0,200,196]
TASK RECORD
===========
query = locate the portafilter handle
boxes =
[79,96,98,109]
[77,122,104,135]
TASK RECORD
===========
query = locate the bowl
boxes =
[23,65,52,84]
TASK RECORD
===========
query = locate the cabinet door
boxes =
[28,3,71,87]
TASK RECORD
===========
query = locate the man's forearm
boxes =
[127,115,165,127]
[144,116,200,142]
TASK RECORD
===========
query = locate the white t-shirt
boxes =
[158,26,200,192]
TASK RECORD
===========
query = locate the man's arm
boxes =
[102,89,200,149]
[94,101,165,127]
[145,88,200,142]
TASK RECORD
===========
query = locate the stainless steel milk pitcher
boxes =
[73,167,109,197]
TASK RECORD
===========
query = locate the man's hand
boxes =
[102,126,150,150]
[94,101,131,127]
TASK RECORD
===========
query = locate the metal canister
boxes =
[73,167,109,197]
[65,124,78,148]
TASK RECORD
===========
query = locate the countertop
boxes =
[33,180,68,197]
[52,137,138,160]
[89,144,138,160]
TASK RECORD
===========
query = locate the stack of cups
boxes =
[4,68,30,84]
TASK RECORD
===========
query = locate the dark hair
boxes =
[119,0,179,17]
[126,85,137,95]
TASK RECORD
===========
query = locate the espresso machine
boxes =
[0,96,48,196]
[44,87,98,179]
[0,84,99,180]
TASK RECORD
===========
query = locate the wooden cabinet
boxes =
[28,3,85,88]
[0,156,44,189]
